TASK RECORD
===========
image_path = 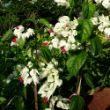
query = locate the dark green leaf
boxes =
[1,29,13,42]
[84,73,94,88]
[66,52,88,80]
[91,36,102,55]
[14,96,25,110]
[70,96,85,110]
[41,47,52,61]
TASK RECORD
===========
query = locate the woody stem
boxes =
[34,84,38,110]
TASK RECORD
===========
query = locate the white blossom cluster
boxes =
[94,0,110,9]
[45,96,69,110]
[17,61,39,86]
[54,0,70,7]
[11,25,35,46]
[48,16,80,53]
[38,59,62,100]
[91,15,110,37]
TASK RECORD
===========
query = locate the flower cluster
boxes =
[11,25,35,46]
[47,16,80,53]
[91,14,110,38]
[54,0,70,7]
[38,59,62,100]
[94,0,110,9]
[17,61,39,86]
[45,96,69,110]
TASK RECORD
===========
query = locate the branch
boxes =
[34,84,38,110]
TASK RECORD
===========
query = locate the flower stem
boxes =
[34,84,38,110]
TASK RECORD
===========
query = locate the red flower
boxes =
[42,97,49,103]
[18,76,23,83]
[12,37,17,43]
[60,47,67,54]
[42,41,49,46]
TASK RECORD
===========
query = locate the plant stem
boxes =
[34,84,38,110]
[69,74,82,99]
[76,74,82,96]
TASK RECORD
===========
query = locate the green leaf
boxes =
[18,38,26,49]
[70,96,85,110]
[82,2,96,18]
[14,96,25,110]
[41,47,52,61]
[80,19,93,42]
[1,29,13,42]
[91,36,102,55]
[38,18,51,28]
[84,73,94,88]
[0,97,7,104]
[66,52,88,80]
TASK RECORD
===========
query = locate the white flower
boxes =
[102,0,110,9]
[51,58,58,66]
[73,19,78,27]
[30,69,39,85]
[56,101,69,109]
[27,28,35,36]
[98,15,110,27]
[91,17,98,25]
[45,108,52,110]
[21,67,29,76]
[53,23,64,33]
[51,37,59,48]
[54,0,70,7]
[94,0,102,4]
[98,24,104,32]
[39,62,45,67]
[104,27,110,37]
[67,36,76,43]
[13,31,22,39]
[23,78,32,86]
[59,40,67,47]
[20,67,33,86]
[58,16,70,24]
[38,60,62,99]
[14,25,24,33]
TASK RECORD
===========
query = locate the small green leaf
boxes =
[41,47,52,61]
[18,38,26,49]
[0,97,7,104]
[91,36,102,55]
[82,2,96,18]
[38,18,51,28]
[80,20,93,42]
[84,73,94,89]
[66,52,88,80]
[70,96,85,110]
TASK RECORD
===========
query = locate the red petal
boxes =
[42,97,49,103]
[42,41,49,46]
[18,76,23,83]
[12,37,17,43]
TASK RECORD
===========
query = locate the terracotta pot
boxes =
[87,88,110,110]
